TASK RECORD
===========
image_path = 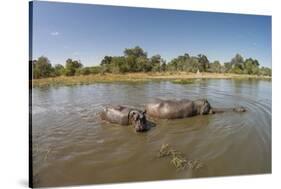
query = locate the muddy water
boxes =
[32,79,271,187]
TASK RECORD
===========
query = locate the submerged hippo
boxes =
[100,105,149,132]
[145,99,246,119]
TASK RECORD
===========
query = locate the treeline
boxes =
[32,46,271,79]
[32,57,101,79]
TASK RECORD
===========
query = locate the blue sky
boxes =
[32,1,272,67]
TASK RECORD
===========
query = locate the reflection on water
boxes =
[32,79,271,187]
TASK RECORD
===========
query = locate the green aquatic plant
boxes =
[187,160,204,170]
[170,156,188,170]
[158,144,172,157]
[171,79,195,85]
[159,144,183,158]
[158,144,203,170]
[44,148,51,161]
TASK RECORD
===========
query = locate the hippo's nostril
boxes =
[135,124,148,132]
[135,127,142,132]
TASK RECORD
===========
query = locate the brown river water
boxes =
[31,79,271,187]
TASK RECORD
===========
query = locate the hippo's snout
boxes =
[134,118,148,132]
[135,126,147,132]
[129,110,149,132]
[208,109,215,114]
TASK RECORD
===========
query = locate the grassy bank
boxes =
[32,72,271,87]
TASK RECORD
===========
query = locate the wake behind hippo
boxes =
[145,99,246,119]
[100,105,150,132]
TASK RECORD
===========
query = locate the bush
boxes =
[32,56,53,79]
[54,64,65,76]
[90,66,102,74]
[83,67,91,75]
[65,59,83,76]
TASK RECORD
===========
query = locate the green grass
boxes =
[171,79,196,85]
[32,72,271,88]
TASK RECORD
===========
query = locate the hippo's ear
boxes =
[129,110,138,120]
[143,110,147,115]
[129,110,136,117]
[200,100,211,115]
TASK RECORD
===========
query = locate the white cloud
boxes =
[50,31,60,36]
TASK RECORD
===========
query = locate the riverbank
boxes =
[31,72,271,87]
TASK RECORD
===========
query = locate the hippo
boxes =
[145,99,246,119]
[100,105,149,132]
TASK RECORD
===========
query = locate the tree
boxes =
[160,61,167,72]
[177,54,190,71]
[167,58,179,71]
[32,60,40,79]
[197,54,209,72]
[244,58,260,74]
[167,53,191,72]
[124,46,148,72]
[101,56,112,65]
[99,47,149,73]
[124,46,147,58]
[109,56,128,73]
[223,62,232,73]
[189,57,199,73]
[54,64,65,76]
[90,66,102,74]
[136,56,150,72]
[230,54,244,73]
[259,67,271,76]
[33,56,53,78]
[150,54,162,72]
[65,59,83,76]
[76,67,91,75]
[100,56,113,73]
[231,54,244,65]
[209,60,221,73]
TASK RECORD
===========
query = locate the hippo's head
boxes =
[194,99,213,115]
[129,110,148,132]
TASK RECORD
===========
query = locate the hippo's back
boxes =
[145,99,195,119]
[101,106,131,125]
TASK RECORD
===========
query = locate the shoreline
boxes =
[31,72,272,87]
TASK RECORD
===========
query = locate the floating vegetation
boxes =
[170,156,188,170]
[44,148,52,161]
[171,79,195,85]
[158,144,203,170]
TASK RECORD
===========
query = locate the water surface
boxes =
[32,79,271,187]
